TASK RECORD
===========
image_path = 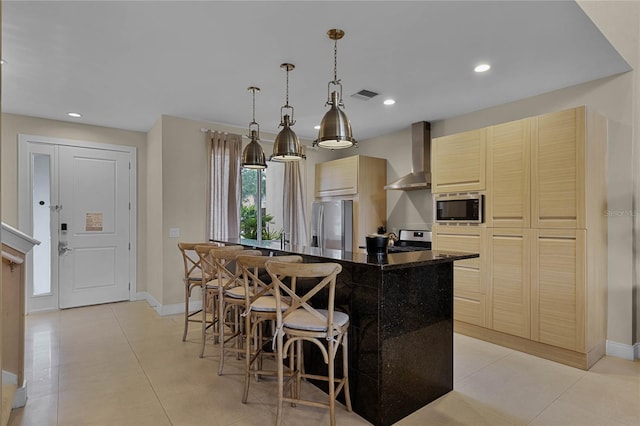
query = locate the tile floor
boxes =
[8,300,640,426]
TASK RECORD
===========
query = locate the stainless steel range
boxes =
[387,229,432,253]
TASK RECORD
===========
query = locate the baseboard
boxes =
[606,340,638,360]
[454,321,593,369]
[135,292,202,317]
[13,384,27,408]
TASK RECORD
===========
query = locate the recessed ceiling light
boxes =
[314,125,320,130]
[0,59,6,65]
[383,99,396,106]
[67,112,82,118]
[474,63,491,73]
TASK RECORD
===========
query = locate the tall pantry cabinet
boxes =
[433,106,607,369]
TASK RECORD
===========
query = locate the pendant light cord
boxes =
[333,37,338,83]
[285,66,290,107]
[251,88,257,125]
[247,86,260,134]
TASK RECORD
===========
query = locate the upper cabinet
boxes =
[532,107,586,229]
[486,118,532,228]
[431,128,486,194]
[315,155,387,249]
[315,156,359,198]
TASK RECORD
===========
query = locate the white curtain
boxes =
[283,160,308,246]
[206,130,242,241]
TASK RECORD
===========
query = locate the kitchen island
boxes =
[214,238,478,426]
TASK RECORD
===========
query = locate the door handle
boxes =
[58,241,73,256]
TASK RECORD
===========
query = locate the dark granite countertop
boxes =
[211,238,478,269]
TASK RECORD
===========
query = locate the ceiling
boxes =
[1,1,631,142]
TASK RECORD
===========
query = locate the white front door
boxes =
[57,145,132,309]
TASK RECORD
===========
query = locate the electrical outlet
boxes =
[169,227,180,238]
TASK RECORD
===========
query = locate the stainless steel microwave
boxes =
[435,194,484,223]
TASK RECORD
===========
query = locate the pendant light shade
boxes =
[242,86,267,169]
[272,63,305,161]
[242,130,267,169]
[314,29,357,149]
[316,91,356,149]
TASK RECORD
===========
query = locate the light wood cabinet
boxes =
[486,118,531,228]
[436,106,607,369]
[314,155,387,250]
[432,225,488,327]
[489,228,531,339]
[431,128,486,194]
[531,229,585,352]
[315,156,359,198]
[532,107,586,229]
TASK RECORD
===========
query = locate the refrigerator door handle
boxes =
[318,204,325,249]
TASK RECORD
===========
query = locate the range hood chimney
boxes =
[384,121,431,190]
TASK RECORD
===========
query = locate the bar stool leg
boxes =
[343,330,352,411]
[200,286,208,358]
[276,330,284,426]
[182,281,189,342]
[218,294,226,375]
[328,339,336,426]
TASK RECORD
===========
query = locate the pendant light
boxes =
[241,86,267,169]
[271,63,306,161]
[313,29,357,149]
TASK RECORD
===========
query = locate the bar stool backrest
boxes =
[266,261,343,335]
[195,244,242,282]
[237,255,303,306]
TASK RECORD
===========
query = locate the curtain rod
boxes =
[199,128,319,150]
[200,127,275,143]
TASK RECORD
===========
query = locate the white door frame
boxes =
[18,134,137,312]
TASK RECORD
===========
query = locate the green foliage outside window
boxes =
[240,205,282,240]
[241,169,282,240]
[241,168,266,203]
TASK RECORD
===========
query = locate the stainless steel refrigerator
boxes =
[310,200,353,252]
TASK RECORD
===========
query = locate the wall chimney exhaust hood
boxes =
[384,121,431,190]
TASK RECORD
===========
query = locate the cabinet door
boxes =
[489,228,530,339]
[433,225,488,326]
[352,156,387,249]
[454,290,488,328]
[532,107,585,229]
[486,119,531,228]
[315,156,358,198]
[431,129,486,193]
[531,229,585,352]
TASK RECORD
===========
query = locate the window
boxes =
[241,162,284,241]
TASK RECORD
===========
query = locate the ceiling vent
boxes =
[351,89,379,101]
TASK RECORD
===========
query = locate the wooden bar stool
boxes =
[195,244,243,358]
[211,247,262,375]
[265,260,352,426]
[178,242,221,342]
[236,254,303,403]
